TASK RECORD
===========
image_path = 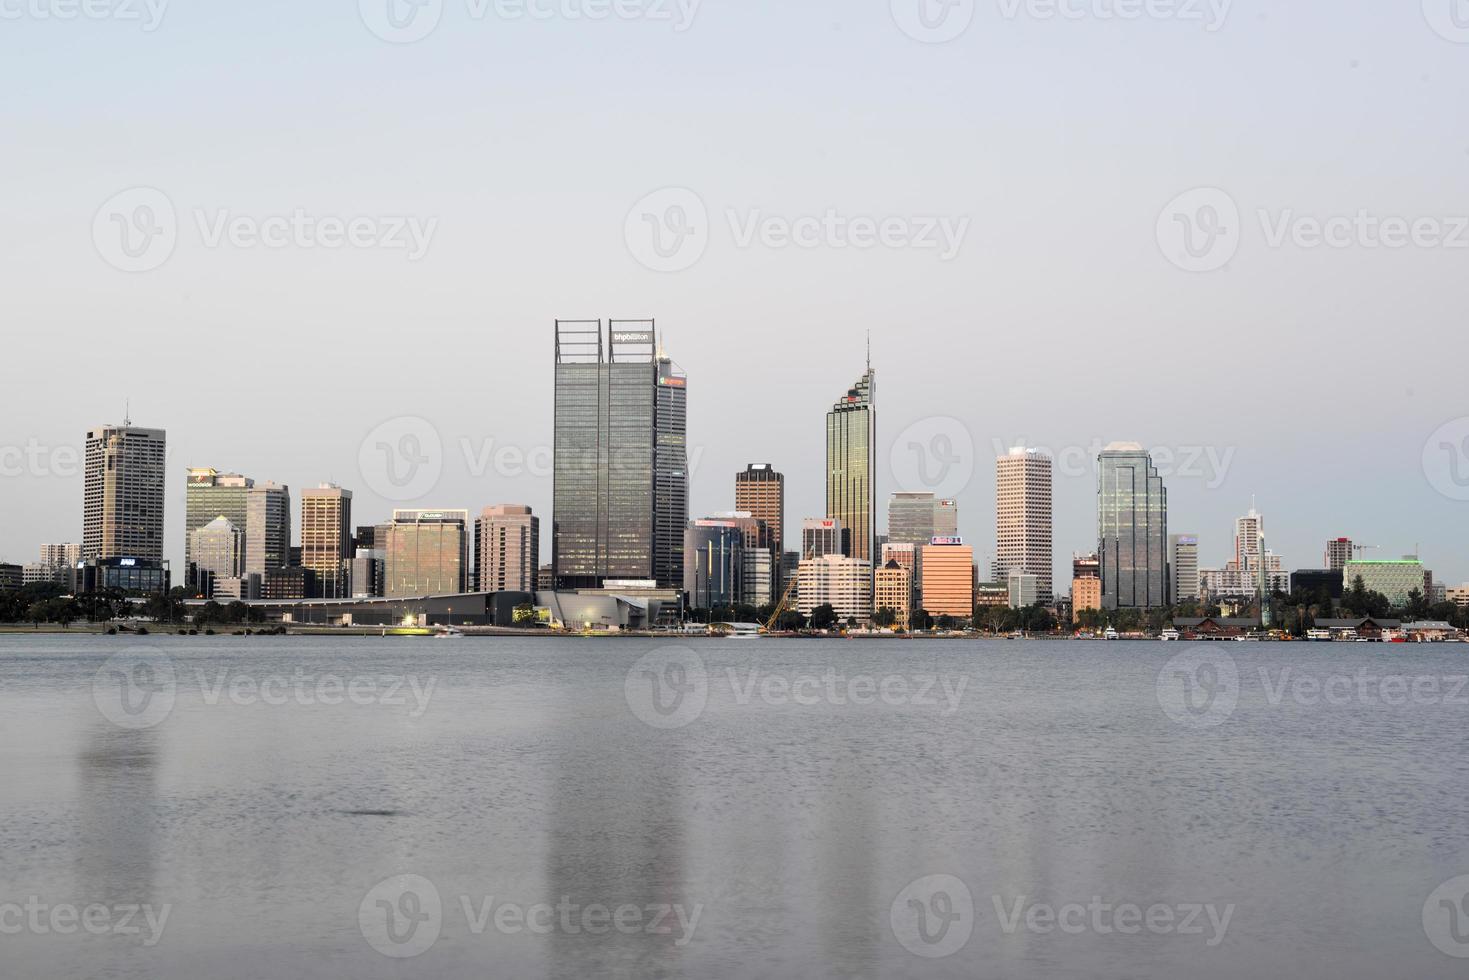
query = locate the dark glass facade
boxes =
[1097,445,1168,609]
[553,320,687,590]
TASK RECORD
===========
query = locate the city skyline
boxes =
[11,374,1469,592]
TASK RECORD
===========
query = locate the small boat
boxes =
[1103,627,1120,641]
[434,626,465,638]
[1160,628,1181,642]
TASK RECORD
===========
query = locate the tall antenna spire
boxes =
[124,398,131,427]
[866,330,871,372]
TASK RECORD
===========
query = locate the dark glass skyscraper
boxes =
[553,320,687,589]
[826,366,876,564]
[1097,442,1169,609]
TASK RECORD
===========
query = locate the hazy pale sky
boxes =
[2,0,1467,585]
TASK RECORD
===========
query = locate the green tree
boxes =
[874,607,898,628]
[809,604,838,631]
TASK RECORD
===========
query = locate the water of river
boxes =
[2,635,1467,978]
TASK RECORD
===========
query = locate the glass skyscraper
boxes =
[553,320,687,589]
[826,366,876,563]
[1097,443,1168,609]
[185,469,254,569]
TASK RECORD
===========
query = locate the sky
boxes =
[1,0,1467,586]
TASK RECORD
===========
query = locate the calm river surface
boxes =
[2,635,1468,979]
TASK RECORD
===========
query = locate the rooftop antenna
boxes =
[123,398,131,427]
[866,330,871,372]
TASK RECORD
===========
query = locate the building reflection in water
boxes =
[77,724,160,907]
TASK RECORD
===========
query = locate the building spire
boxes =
[866,330,871,372]
[123,398,131,427]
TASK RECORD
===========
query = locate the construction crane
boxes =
[764,554,806,633]
[1353,544,1379,558]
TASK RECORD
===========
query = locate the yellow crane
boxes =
[763,554,806,633]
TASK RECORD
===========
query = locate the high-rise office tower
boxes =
[934,499,958,538]
[1097,443,1168,610]
[735,464,784,583]
[244,482,292,579]
[683,518,744,610]
[1325,537,1353,571]
[887,491,936,548]
[301,484,353,598]
[83,424,166,561]
[383,509,469,598]
[1169,534,1200,604]
[709,511,773,608]
[920,537,974,618]
[185,469,254,568]
[995,448,1054,603]
[552,320,687,589]
[475,504,540,593]
[826,364,876,563]
[801,518,845,559]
